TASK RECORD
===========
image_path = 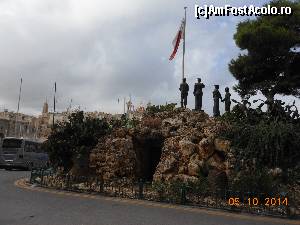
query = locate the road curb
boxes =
[15,178,299,225]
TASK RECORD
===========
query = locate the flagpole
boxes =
[52,82,56,128]
[15,77,22,137]
[123,97,126,114]
[182,7,187,80]
[17,77,22,113]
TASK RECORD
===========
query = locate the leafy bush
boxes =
[43,111,109,172]
[115,114,139,128]
[220,99,300,192]
[146,103,177,114]
[152,180,187,203]
[168,180,187,202]
[189,175,210,194]
[228,168,279,195]
[222,119,300,171]
[220,101,300,172]
[151,181,167,201]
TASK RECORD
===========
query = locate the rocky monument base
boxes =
[90,109,233,188]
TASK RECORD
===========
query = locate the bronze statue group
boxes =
[179,78,231,117]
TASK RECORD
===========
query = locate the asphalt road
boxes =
[0,170,296,225]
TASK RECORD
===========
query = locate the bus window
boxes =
[26,142,41,152]
[32,143,38,153]
[2,139,22,148]
[36,144,43,153]
[31,143,37,152]
[25,142,34,152]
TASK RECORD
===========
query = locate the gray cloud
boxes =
[0,0,298,116]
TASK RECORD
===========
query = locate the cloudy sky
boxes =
[0,0,298,116]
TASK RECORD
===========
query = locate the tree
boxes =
[43,111,109,173]
[229,0,300,101]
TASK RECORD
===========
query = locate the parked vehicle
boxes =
[0,137,48,170]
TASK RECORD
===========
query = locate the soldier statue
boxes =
[179,78,189,108]
[222,87,231,113]
[193,78,205,111]
[213,85,222,117]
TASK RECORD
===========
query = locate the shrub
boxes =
[146,103,177,115]
[188,174,210,194]
[220,101,300,173]
[152,180,187,203]
[222,120,300,171]
[152,181,167,201]
[43,111,109,172]
[228,168,280,195]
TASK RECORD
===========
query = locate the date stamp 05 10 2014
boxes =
[228,197,289,207]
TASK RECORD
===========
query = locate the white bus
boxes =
[0,137,49,170]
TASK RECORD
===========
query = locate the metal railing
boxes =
[30,169,299,219]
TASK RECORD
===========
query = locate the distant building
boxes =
[0,101,53,140]
[0,100,148,141]
[0,110,38,139]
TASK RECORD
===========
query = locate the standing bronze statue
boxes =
[179,78,189,108]
[193,78,205,111]
[222,87,231,113]
[213,85,222,117]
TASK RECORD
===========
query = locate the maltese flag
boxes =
[169,18,185,61]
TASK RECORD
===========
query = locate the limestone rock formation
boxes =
[90,108,232,186]
[90,130,137,181]
[153,109,229,184]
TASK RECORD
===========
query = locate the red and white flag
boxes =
[169,18,185,61]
